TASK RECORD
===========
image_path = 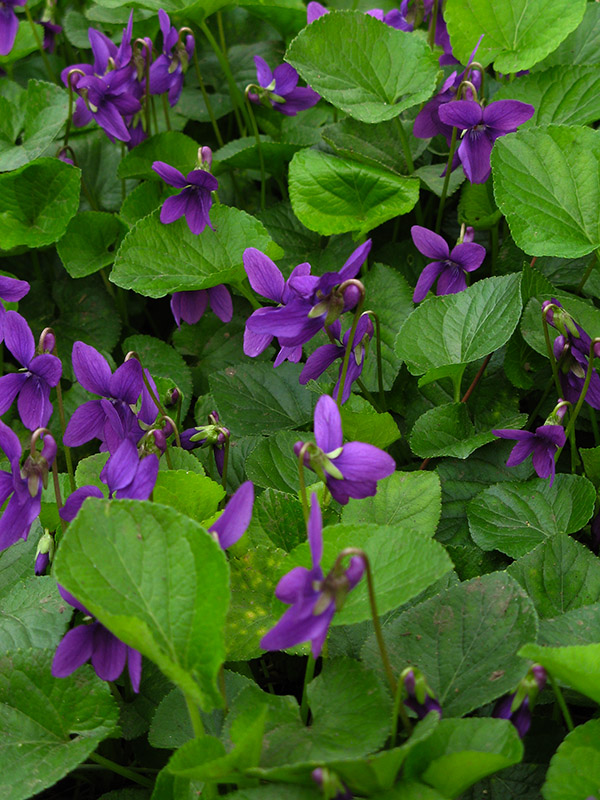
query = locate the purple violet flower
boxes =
[402,668,442,720]
[245,241,371,353]
[180,411,229,475]
[0,311,62,430]
[294,395,395,505]
[60,486,105,523]
[249,56,320,116]
[149,9,194,106]
[76,67,141,143]
[0,422,56,551]
[52,585,142,692]
[307,1,411,30]
[170,286,232,327]
[152,160,218,235]
[553,334,600,410]
[63,342,144,453]
[261,493,364,657]
[38,19,61,52]
[299,315,373,404]
[493,665,546,738]
[100,439,159,500]
[438,99,535,184]
[0,275,29,343]
[0,0,25,56]
[411,225,485,302]
[492,424,566,486]
[208,481,254,550]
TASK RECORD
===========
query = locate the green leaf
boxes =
[0,533,39,597]
[404,718,524,798]
[120,181,164,227]
[286,11,438,123]
[53,499,230,710]
[410,402,527,460]
[123,333,193,420]
[282,523,453,626]
[542,720,600,800]
[415,164,465,199]
[0,158,80,250]
[444,0,586,73]
[492,125,600,258]
[520,290,600,357]
[458,180,501,230]
[153,471,225,523]
[519,642,600,704]
[245,431,320,494]
[0,577,68,652]
[0,80,68,172]
[210,363,314,437]
[255,488,306,551]
[289,149,419,237]
[535,3,600,68]
[118,132,201,181]
[0,21,37,65]
[468,474,596,558]
[364,573,538,717]
[340,396,400,450]
[396,275,522,375]
[494,67,600,129]
[111,205,281,297]
[0,648,119,800]
[581,445,600,488]
[342,471,441,537]
[539,602,600,647]
[361,262,412,391]
[57,211,124,278]
[214,136,303,175]
[507,536,600,619]
[226,545,285,660]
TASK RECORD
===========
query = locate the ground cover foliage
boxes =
[1,0,600,798]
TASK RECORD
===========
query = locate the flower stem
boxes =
[394,116,423,225]
[300,653,316,725]
[548,673,574,732]
[428,0,439,50]
[200,20,248,135]
[245,89,266,210]
[435,126,458,234]
[221,433,230,493]
[563,338,600,443]
[363,310,385,408]
[55,380,75,492]
[52,461,66,536]
[88,753,154,789]
[64,69,86,148]
[336,280,366,410]
[297,442,311,524]
[161,93,171,131]
[24,5,57,82]
[191,47,224,147]
[577,251,598,295]
[542,305,562,398]
[391,673,413,743]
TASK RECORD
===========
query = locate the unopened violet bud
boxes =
[401,667,442,720]
[531,664,547,691]
[40,434,57,466]
[57,148,75,166]
[341,283,361,312]
[38,328,56,354]
[163,420,174,438]
[311,767,352,799]
[35,530,54,575]
[544,399,569,426]
[463,226,475,243]
[165,386,181,407]
[200,146,212,170]
[35,551,50,576]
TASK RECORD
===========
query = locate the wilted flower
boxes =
[248,56,320,116]
[411,226,485,302]
[52,585,142,692]
[261,493,363,656]
[153,160,218,235]
[295,395,395,505]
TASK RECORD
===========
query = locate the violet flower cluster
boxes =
[61,9,193,145]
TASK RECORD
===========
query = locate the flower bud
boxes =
[38,328,56,354]
[199,146,212,170]
[311,767,352,799]
[401,667,442,720]
[35,530,54,575]
[165,386,181,407]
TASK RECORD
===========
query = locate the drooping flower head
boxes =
[0,422,56,552]
[294,395,395,505]
[153,160,218,235]
[149,9,194,106]
[492,424,565,486]
[248,56,320,116]
[244,241,371,357]
[261,493,363,657]
[180,410,230,475]
[0,311,62,430]
[52,585,142,692]
[299,314,373,404]
[438,98,535,184]
[170,286,232,328]
[411,226,485,302]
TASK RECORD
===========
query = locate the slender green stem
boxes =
[527,372,558,429]
[245,91,266,210]
[150,96,159,135]
[297,443,310,524]
[55,381,75,492]
[24,5,57,82]
[394,117,423,225]
[221,433,230,492]
[356,377,381,412]
[135,358,182,448]
[52,461,66,536]
[563,338,599,443]
[336,280,366,410]
[428,0,439,50]
[391,674,413,744]
[435,126,458,234]
[217,11,227,54]
[184,693,205,737]
[138,39,152,137]
[88,753,154,789]
[200,20,248,135]
[542,306,562,398]
[64,69,85,148]
[191,48,224,147]
[577,250,599,295]
[589,406,600,447]
[161,93,172,131]
[300,653,316,725]
[120,143,126,204]
[548,673,574,732]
